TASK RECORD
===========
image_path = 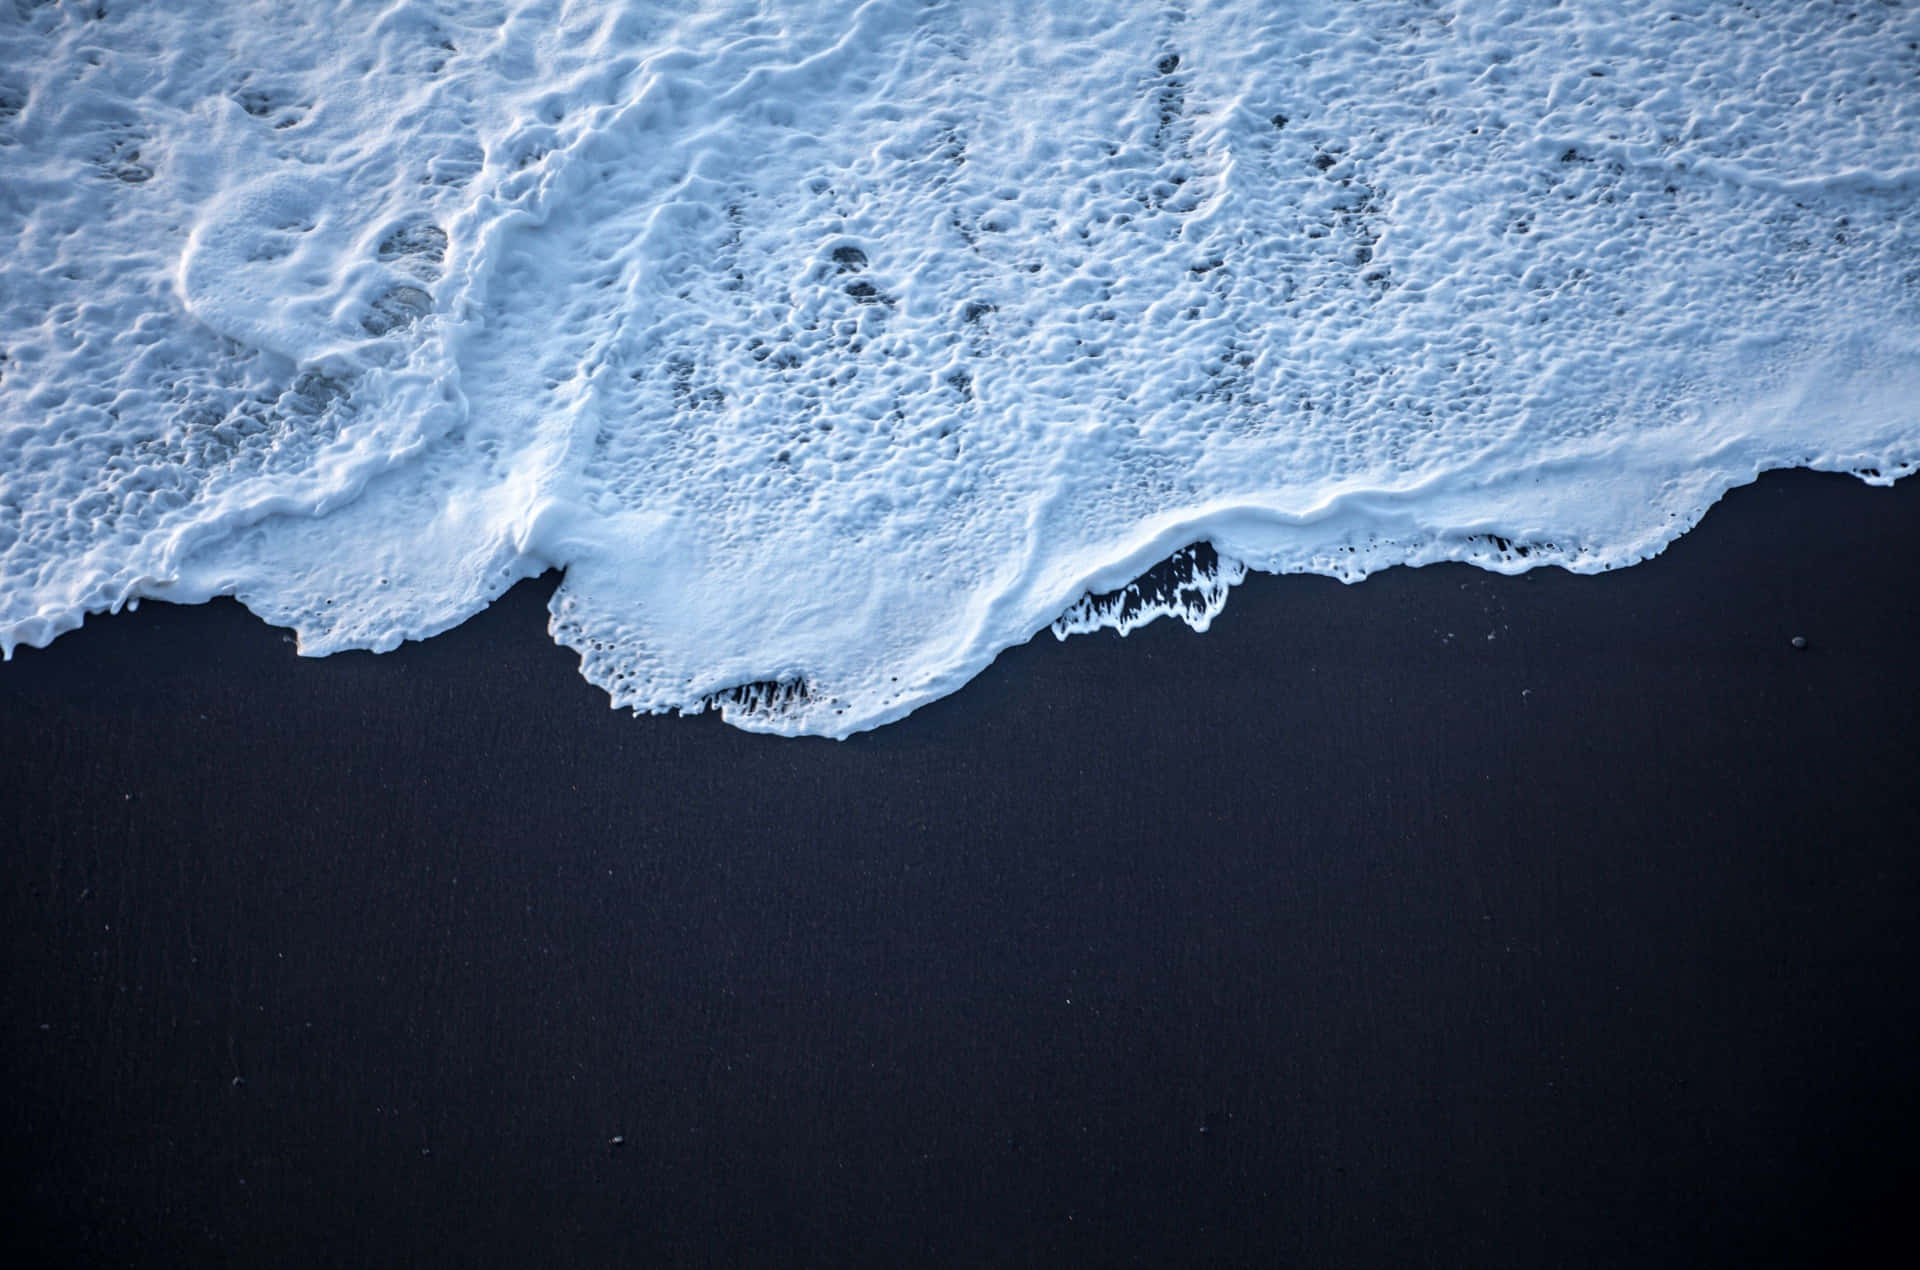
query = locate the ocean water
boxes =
[2,0,1916,736]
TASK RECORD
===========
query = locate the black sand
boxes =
[3,468,1917,1268]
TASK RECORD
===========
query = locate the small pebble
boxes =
[1790,635,1807,650]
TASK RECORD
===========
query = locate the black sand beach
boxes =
[3,467,1917,1268]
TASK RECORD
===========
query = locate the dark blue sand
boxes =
[3,469,1917,1268]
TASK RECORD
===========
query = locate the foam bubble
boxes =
[3,1,1917,735]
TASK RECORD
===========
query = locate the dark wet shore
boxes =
[3,467,1917,1268]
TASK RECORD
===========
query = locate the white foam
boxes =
[3,0,1917,735]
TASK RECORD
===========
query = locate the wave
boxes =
[3,0,1917,735]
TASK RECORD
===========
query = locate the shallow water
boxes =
[3,0,1917,735]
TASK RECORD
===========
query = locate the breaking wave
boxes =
[3,0,1917,735]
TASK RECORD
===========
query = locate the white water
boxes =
[3,0,1917,736]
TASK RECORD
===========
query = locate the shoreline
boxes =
[17,462,1918,741]
[4,466,1918,1267]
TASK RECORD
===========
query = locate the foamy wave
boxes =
[3,0,1917,735]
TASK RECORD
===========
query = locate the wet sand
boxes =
[3,467,1917,1267]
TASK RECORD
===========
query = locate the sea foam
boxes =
[2,0,1917,735]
